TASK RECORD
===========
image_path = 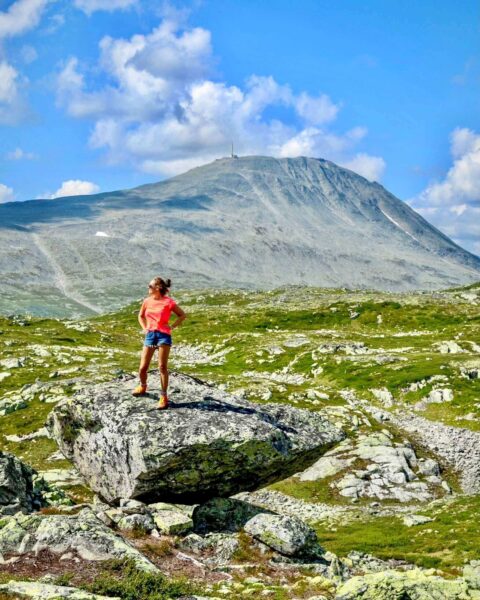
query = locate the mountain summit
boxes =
[1,156,479,316]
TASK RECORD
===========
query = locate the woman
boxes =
[132,276,187,409]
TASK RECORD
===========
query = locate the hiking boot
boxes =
[132,384,147,396]
[157,393,169,410]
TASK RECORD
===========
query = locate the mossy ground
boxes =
[0,282,479,575]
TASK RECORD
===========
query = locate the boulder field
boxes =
[47,373,344,504]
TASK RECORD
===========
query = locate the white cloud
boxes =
[414,128,480,207]
[0,0,48,40]
[0,61,19,103]
[0,0,49,124]
[0,60,28,124]
[50,180,100,198]
[295,92,339,125]
[73,0,138,15]
[0,183,14,203]
[410,128,480,256]
[450,204,468,216]
[20,44,38,64]
[56,18,385,180]
[341,152,386,182]
[6,147,36,160]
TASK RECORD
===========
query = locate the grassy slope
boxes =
[0,283,479,572]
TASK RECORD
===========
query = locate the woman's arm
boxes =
[138,301,148,332]
[171,305,187,329]
[138,312,148,332]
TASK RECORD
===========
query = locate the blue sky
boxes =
[1,0,479,254]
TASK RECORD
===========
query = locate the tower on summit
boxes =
[231,143,238,159]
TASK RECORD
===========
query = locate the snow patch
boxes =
[95,231,110,237]
[379,209,421,244]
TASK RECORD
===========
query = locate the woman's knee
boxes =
[159,363,168,374]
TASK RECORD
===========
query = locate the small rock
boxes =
[244,514,320,557]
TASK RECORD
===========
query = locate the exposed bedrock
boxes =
[377,410,480,494]
[47,373,344,504]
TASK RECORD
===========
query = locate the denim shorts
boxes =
[144,330,172,347]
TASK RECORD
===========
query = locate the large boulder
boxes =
[47,373,344,504]
[0,451,44,515]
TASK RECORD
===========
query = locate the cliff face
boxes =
[1,155,479,316]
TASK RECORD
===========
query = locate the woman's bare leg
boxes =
[139,346,156,386]
[158,345,171,394]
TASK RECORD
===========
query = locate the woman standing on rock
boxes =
[132,277,187,409]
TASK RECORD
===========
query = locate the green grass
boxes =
[314,494,480,573]
[0,282,479,576]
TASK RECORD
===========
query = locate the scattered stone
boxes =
[387,412,480,494]
[335,568,473,599]
[370,388,394,407]
[244,514,320,557]
[402,514,434,527]
[0,357,25,369]
[152,510,193,535]
[117,512,155,533]
[435,341,464,354]
[0,372,11,382]
[0,581,119,599]
[0,508,158,572]
[47,373,344,504]
[5,427,49,443]
[283,336,309,348]
[0,393,28,416]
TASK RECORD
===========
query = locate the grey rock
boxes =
[299,455,355,481]
[0,581,119,599]
[387,412,480,494]
[244,514,319,557]
[117,513,155,533]
[336,568,473,599]
[193,497,268,534]
[152,510,193,535]
[0,451,45,515]
[463,560,480,589]
[0,508,158,572]
[47,373,344,504]
[402,514,434,527]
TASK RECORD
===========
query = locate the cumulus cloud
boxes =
[50,180,100,198]
[74,0,137,14]
[56,18,385,180]
[0,183,14,203]
[0,0,49,124]
[341,152,386,182]
[411,127,480,256]
[6,147,36,160]
[0,60,28,124]
[0,0,48,40]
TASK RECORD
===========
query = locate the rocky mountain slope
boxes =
[0,283,479,598]
[1,156,480,317]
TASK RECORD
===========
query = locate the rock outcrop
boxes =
[336,568,480,599]
[0,451,44,515]
[47,373,344,504]
[0,508,158,572]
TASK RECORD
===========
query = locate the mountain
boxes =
[1,155,479,316]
